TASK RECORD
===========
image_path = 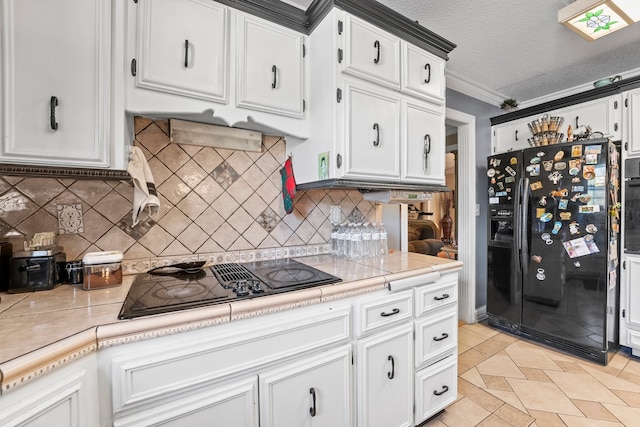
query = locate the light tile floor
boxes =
[425,323,640,426]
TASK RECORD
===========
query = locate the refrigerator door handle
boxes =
[520,177,530,275]
[513,176,523,273]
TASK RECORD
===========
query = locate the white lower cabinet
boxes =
[0,272,459,427]
[100,304,351,427]
[259,345,352,427]
[0,354,99,427]
[356,323,414,427]
[621,254,640,355]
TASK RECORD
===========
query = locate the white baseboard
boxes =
[476,305,488,322]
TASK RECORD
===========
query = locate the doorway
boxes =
[445,108,476,324]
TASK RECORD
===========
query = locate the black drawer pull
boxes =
[184,39,189,68]
[309,387,316,417]
[433,333,449,342]
[424,63,431,83]
[380,308,400,317]
[433,385,449,396]
[272,65,277,89]
[50,96,59,131]
[433,294,450,301]
[387,355,395,379]
[373,123,380,147]
[373,40,380,64]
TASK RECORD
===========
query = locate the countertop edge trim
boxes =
[0,328,97,394]
[96,305,232,349]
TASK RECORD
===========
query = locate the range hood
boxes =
[295,179,450,202]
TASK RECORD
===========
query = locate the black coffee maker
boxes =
[8,247,67,293]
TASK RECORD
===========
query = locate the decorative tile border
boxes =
[0,164,130,180]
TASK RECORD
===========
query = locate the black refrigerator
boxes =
[486,139,621,365]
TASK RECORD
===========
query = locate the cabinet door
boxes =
[0,0,111,168]
[0,355,98,427]
[136,0,228,103]
[344,82,400,180]
[259,345,352,427]
[401,42,445,103]
[625,255,640,330]
[624,89,640,156]
[112,377,259,427]
[236,14,305,118]
[402,100,445,184]
[343,14,400,90]
[491,119,531,154]
[357,323,413,427]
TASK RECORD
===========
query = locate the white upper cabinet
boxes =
[288,8,449,187]
[236,13,305,118]
[623,88,640,157]
[0,0,112,168]
[401,42,446,104]
[135,0,229,103]
[343,14,401,90]
[492,94,622,155]
[402,100,445,184]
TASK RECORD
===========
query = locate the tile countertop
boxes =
[0,252,461,393]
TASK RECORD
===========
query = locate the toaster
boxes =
[8,247,66,293]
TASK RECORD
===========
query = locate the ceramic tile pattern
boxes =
[0,117,377,265]
[426,323,640,427]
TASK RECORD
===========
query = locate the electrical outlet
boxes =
[330,205,342,225]
[475,204,480,216]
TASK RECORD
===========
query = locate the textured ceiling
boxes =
[286,0,640,106]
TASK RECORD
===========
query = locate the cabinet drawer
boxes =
[355,290,412,337]
[110,305,351,414]
[414,276,457,316]
[415,306,457,368]
[415,356,457,424]
[343,14,400,89]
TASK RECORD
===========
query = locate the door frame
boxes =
[446,108,476,324]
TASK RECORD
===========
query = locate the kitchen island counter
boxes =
[0,252,461,393]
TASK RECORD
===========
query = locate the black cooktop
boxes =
[118,259,341,319]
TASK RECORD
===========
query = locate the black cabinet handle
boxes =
[575,116,579,128]
[309,387,316,417]
[515,130,518,141]
[184,39,189,68]
[50,96,59,131]
[272,65,277,89]
[387,355,395,379]
[424,63,431,83]
[433,293,450,301]
[423,134,431,173]
[380,308,400,317]
[433,385,449,396]
[373,123,380,146]
[373,40,380,64]
[433,333,449,342]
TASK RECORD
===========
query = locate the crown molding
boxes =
[445,70,506,107]
[519,66,640,108]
